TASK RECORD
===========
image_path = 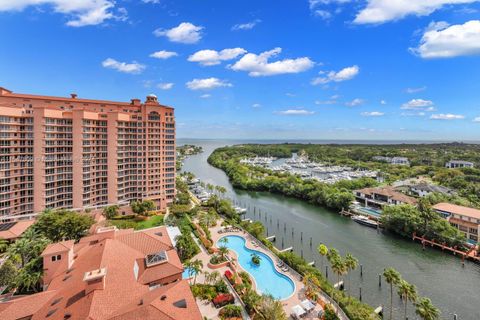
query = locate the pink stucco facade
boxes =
[0,87,176,217]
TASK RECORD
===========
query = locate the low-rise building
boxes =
[354,186,417,209]
[432,203,480,244]
[445,160,474,169]
[372,156,410,166]
[409,183,454,197]
[0,226,202,320]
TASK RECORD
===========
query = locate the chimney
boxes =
[84,268,107,294]
[131,98,141,106]
[70,93,77,99]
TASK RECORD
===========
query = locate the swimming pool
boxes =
[217,235,295,300]
[182,267,196,279]
[355,206,382,217]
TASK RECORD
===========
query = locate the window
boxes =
[51,254,62,262]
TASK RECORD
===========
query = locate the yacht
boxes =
[351,215,379,228]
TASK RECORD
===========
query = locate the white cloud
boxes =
[361,111,384,116]
[186,78,232,90]
[232,19,261,31]
[405,86,427,93]
[380,100,387,105]
[252,103,262,108]
[188,48,247,66]
[430,113,465,120]
[230,48,314,77]
[473,117,480,122]
[102,58,145,74]
[345,98,364,107]
[354,0,480,24]
[401,99,435,111]
[402,111,427,117]
[276,109,315,115]
[314,10,333,20]
[200,94,211,98]
[142,0,160,3]
[0,0,125,27]
[311,65,359,85]
[411,20,480,58]
[154,22,203,44]
[309,0,352,9]
[149,50,178,59]
[157,82,174,90]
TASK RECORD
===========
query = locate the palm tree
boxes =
[256,294,287,320]
[383,268,402,320]
[344,253,358,295]
[190,259,203,285]
[317,243,328,271]
[415,297,440,320]
[251,253,261,265]
[397,279,418,320]
[302,272,321,300]
[207,270,220,285]
[218,246,229,260]
[330,256,346,301]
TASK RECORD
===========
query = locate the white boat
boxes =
[351,215,379,228]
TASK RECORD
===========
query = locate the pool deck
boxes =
[208,223,328,320]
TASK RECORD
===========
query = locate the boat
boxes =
[351,215,379,228]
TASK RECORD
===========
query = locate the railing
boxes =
[233,224,350,320]
[222,275,251,320]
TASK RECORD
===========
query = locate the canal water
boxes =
[179,139,480,320]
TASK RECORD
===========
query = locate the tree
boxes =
[415,297,440,320]
[32,209,94,242]
[256,294,287,320]
[0,260,17,288]
[131,200,156,216]
[397,279,417,320]
[175,234,199,261]
[8,228,50,268]
[330,256,347,299]
[317,243,328,271]
[242,289,262,314]
[251,253,261,265]
[205,270,220,285]
[344,253,358,295]
[103,205,119,219]
[302,272,321,300]
[0,239,8,253]
[218,246,229,260]
[383,268,402,320]
[324,304,340,320]
[190,259,203,285]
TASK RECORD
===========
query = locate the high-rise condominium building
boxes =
[0,87,176,218]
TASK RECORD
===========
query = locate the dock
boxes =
[266,235,276,241]
[339,209,353,217]
[412,233,480,263]
[278,246,293,253]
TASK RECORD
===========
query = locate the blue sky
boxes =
[1,0,480,140]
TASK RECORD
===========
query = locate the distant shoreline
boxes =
[178,138,480,145]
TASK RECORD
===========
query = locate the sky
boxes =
[1,0,480,140]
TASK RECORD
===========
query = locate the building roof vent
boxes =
[70,93,77,99]
[160,295,167,301]
[173,299,187,309]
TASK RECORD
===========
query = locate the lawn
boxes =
[109,215,165,230]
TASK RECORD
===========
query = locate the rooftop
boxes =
[356,186,417,205]
[0,226,199,320]
[433,203,480,220]
[0,220,35,240]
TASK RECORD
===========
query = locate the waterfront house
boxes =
[0,226,202,320]
[445,160,474,169]
[354,186,417,209]
[409,183,454,197]
[432,203,480,244]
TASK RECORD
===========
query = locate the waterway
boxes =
[179,139,480,320]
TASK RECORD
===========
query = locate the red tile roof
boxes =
[41,240,75,256]
[433,203,480,220]
[356,186,417,205]
[0,227,199,320]
[0,220,35,240]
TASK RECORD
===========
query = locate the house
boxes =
[354,186,417,209]
[391,157,410,166]
[372,156,410,166]
[409,183,454,197]
[432,203,480,244]
[445,160,474,169]
[0,226,202,320]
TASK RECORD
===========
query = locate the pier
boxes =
[412,233,480,263]
[278,246,293,253]
[266,235,276,241]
